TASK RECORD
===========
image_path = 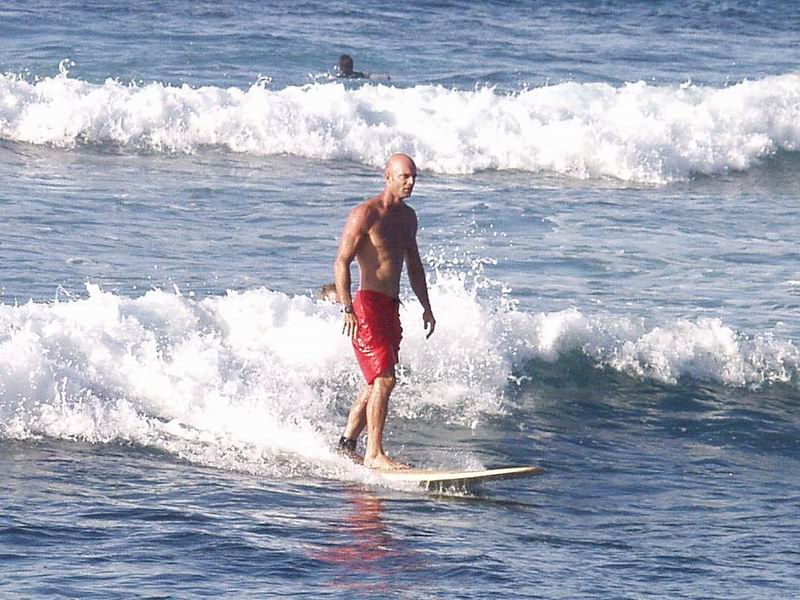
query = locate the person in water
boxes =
[336,54,390,80]
[318,283,339,303]
[334,153,435,470]
[337,54,367,79]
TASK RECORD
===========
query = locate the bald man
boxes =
[335,154,436,470]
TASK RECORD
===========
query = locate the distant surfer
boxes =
[336,53,390,81]
[335,153,435,470]
[318,283,339,303]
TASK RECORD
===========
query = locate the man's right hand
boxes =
[342,310,359,339]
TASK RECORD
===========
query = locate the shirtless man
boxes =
[335,153,435,470]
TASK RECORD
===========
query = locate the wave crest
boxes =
[2,69,799,182]
[509,308,799,387]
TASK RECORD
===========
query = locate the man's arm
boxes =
[335,205,368,339]
[406,235,436,339]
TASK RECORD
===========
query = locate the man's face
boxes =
[387,160,417,199]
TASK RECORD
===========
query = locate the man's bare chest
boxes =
[368,218,412,251]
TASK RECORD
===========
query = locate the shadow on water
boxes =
[686,149,800,196]
[507,351,800,462]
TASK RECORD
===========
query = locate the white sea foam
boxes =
[2,68,799,183]
[1,279,797,476]
[0,279,507,479]
[0,285,351,477]
[502,307,800,387]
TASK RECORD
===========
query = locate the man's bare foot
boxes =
[336,436,364,464]
[364,453,411,470]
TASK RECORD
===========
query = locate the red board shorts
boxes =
[352,290,402,385]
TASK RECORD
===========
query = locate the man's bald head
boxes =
[384,153,417,177]
[383,154,417,200]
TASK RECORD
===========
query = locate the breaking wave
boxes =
[1,277,797,458]
[2,64,799,183]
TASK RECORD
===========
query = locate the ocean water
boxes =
[2,1,799,598]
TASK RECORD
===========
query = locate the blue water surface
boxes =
[1,1,799,599]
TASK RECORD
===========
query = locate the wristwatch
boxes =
[343,305,354,314]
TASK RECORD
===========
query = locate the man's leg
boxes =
[344,385,371,440]
[363,367,408,470]
[338,385,370,462]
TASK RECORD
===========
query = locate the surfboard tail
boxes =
[376,465,544,490]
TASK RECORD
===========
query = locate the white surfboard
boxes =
[376,465,544,490]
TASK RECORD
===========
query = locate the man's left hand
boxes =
[423,309,436,339]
